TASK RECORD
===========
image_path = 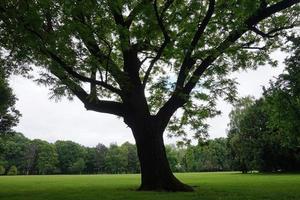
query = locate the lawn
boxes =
[0,172,299,200]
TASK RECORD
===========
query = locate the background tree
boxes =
[85,147,97,174]
[23,141,39,175]
[165,144,180,171]
[70,158,85,174]
[0,0,299,191]
[227,97,265,172]
[34,140,58,174]
[121,142,140,173]
[228,39,300,172]
[0,133,30,174]
[94,143,108,173]
[0,68,20,136]
[105,143,127,174]
[0,165,5,175]
[55,141,86,174]
[7,165,17,175]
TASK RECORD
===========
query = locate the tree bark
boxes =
[132,125,194,192]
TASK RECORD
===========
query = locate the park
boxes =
[0,0,300,199]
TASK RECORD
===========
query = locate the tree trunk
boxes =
[133,127,194,192]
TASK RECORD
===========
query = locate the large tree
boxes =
[0,0,299,191]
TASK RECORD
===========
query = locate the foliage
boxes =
[0,68,20,135]
[7,165,17,175]
[181,138,231,172]
[0,165,5,175]
[0,132,235,175]
[34,140,58,174]
[105,143,128,173]
[55,140,86,174]
[0,0,298,143]
[121,142,140,173]
[228,38,300,172]
[0,133,30,173]
[70,158,85,174]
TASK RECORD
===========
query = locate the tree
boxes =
[70,158,85,174]
[198,138,231,171]
[55,141,86,174]
[34,140,58,174]
[94,143,108,173]
[0,0,299,191]
[1,133,30,174]
[228,40,300,173]
[165,144,180,172]
[23,141,38,175]
[0,68,20,135]
[0,165,5,175]
[121,142,140,173]
[7,165,17,175]
[105,144,127,173]
[227,97,265,172]
[85,147,97,174]
[260,36,300,171]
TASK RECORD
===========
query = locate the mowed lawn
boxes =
[0,172,300,200]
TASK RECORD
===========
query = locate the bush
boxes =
[0,165,5,175]
[7,165,17,175]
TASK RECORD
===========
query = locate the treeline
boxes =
[0,133,233,175]
[0,134,140,175]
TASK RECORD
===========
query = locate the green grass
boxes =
[0,172,300,200]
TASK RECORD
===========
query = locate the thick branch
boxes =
[176,0,215,88]
[46,51,122,95]
[185,0,300,96]
[23,25,122,96]
[22,25,125,115]
[107,2,142,88]
[156,0,300,128]
[142,0,172,88]
[49,65,124,116]
[72,14,125,88]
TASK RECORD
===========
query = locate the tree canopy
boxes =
[0,0,298,140]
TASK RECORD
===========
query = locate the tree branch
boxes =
[71,14,125,87]
[22,22,126,116]
[251,24,297,38]
[142,0,172,88]
[184,0,300,96]
[23,25,123,97]
[124,0,150,28]
[176,0,215,89]
[48,64,125,116]
[45,50,123,96]
[156,0,300,128]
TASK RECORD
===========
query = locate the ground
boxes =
[0,172,299,200]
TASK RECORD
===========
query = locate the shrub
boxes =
[7,165,17,175]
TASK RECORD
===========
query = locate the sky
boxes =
[9,51,286,147]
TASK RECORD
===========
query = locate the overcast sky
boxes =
[9,51,286,147]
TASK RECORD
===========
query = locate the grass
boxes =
[0,172,300,200]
